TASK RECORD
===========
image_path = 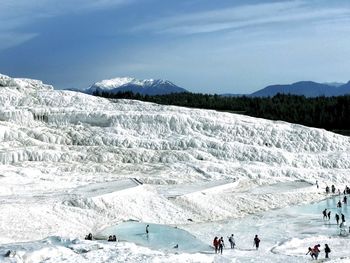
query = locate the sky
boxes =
[0,0,350,94]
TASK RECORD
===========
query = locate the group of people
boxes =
[306,244,331,260]
[212,234,260,254]
[322,209,346,225]
[85,233,117,242]
[317,183,350,259]
[337,196,347,207]
[213,236,225,254]
[108,235,117,242]
[325,184,350,196]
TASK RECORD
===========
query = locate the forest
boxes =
[92,91,350,135]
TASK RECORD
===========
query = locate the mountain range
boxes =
[250,80,350,97]
[84,77,350,97]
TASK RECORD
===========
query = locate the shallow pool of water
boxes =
[96,221,211,253]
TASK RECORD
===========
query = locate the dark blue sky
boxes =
[1,0,350,93]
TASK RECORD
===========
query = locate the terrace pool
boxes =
[96,221,211,253]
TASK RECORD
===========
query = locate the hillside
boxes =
[1,73,350,262]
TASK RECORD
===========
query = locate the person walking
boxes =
[218,237,225,254]
[324,244,331,258]
[253,235,260,250]
[213,237,219,254]
[145,224,149,239]
[327,211,331,220]
[335,213,340,225]
[228,234,235,249]
[341,213,346,223]
[322,209,327,220]
[344,195,347,204]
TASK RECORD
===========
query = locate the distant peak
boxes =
[90,77,177,90]
[85,76,187,95]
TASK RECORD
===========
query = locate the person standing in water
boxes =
[322,209,327,220]
[145,224,149,238]
[337,200,342,208]
[327,211,331,221]
[253,235,260,250]
[341,213,346,223]
[335,213,340,225]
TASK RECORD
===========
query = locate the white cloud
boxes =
[134,0,350,35]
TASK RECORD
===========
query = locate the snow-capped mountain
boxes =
[85,77,188,95]
[1,73,350,262]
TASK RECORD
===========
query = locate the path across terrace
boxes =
[155,179,236,198]
[72,178,142,198]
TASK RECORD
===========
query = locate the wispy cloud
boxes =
[0,32,38,50]
[0,0,132,50]
[134,0,350,35]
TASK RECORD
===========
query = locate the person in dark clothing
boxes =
[146,225,149,234]
[326,186,330,194]
[254,235,260,250]
[324,244,331,258]
[341,213,346,223]
[337,200,342,208]
[335,213,340,225]
[343,195,347,204]
[85,233,92,240]
[327,211,331,220]
[218,237,225,254]
[332,185,336,194]
[322,209,327,220]
[108,235,113,242]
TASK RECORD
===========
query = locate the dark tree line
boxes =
[93,90,350,135]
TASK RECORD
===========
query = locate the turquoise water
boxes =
[96,195,350,254]
[285,193,349,232]
[96,221,211,252]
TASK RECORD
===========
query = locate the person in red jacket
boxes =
[313,244,321,259]
[213,236,219,253]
